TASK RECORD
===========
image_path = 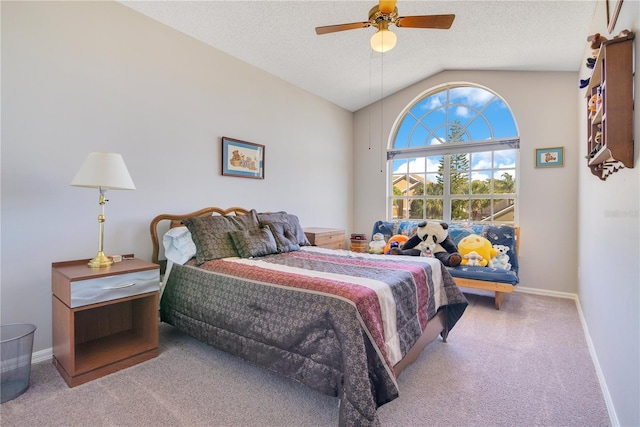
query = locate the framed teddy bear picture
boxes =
[221,136,265,179]
[535,146,564,168]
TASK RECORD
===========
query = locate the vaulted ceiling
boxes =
[121,1,598,112]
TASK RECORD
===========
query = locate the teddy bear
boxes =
[389,221,462,267]
[458,234,497,267]
[489,244,511,270]
[368,233,386,254]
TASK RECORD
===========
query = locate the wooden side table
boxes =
[303,227,345,249]
[51,257,160,387]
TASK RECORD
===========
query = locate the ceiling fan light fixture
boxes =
[370,21,396,52]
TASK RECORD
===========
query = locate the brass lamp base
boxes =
[87,252,113,268]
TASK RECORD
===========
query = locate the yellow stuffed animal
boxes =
[458,234,498,267]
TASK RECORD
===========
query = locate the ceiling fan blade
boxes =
[395,14,455,29]
[315,22,370,35]
[379,0,397,14]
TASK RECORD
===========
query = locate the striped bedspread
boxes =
[160,247,467,426]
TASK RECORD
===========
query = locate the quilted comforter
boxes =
[160,246,467,426]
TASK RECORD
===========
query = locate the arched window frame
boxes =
[387,82,520,224]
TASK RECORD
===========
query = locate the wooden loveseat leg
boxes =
[494,291,506,310]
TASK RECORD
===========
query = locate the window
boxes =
[389,84,519,224]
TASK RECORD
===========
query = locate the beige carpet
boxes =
[0,291,610,426]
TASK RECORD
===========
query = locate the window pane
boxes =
[408,124,429,147]
[451,199,470,221]
[394,115,416,148]
[447,119,468,142]
[466,116,492,140]
[412,93,445,116]
[472,178,491,194]
[392,158,409,173]
[484,98,518,138]
[426,199,443,220]
[420,111,442,134]
[425,173,443,195]
[392,199,405,220]
[471,198,492,221]
[494,149,516,169]
[451,171,470,195]
[408,199,424,219]
[430,125,447,146]
[426,155,443,173]
[494,170,516,194]
[471,152,492,170]
[447,106,472,129]
[492,198,515,223]
[392,174,408,196]
[408,178,425,196]
[449,86,495,107]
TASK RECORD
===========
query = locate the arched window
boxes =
[389,83,519,224]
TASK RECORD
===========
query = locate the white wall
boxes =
[577,1,639,426]
[353,71,580,295]
[1,1,353,353]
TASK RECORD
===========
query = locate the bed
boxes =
[150,207,468,426]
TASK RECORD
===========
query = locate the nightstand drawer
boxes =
[69,269,158,308]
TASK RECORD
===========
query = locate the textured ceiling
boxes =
[120,0,598,112]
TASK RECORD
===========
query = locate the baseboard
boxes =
[31,347,53,364]
[516,286,577,299]
[516,286,619,426]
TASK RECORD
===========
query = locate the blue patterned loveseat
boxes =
[370,220,520,309]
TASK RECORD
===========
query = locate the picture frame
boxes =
[221,137,264,179]
[535,147,564,168]
[606,0,623,34]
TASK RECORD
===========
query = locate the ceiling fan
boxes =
[315,0,455,53]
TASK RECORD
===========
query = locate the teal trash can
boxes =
[1,323,37,403]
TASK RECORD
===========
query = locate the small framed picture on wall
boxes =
[221,137,265,179]
[535,147,564,168]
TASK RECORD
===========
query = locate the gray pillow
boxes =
[229,227,278,258]
[258,211,310,246]
[265,221,300,253]
[183,209,260,264]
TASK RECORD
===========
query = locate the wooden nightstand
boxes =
[51,257,160,387]
[303,227,345,249]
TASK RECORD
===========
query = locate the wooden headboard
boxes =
[149,206,250,271]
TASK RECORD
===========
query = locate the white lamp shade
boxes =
[71,152,136,190]
[370,29,397,53]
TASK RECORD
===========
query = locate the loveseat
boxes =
[370,220,520,309]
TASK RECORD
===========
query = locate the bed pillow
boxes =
[183,209,260,264]
[265,221,300,253]
[258,211,310,246]
[229,227,278,258]
[162,226,196,265]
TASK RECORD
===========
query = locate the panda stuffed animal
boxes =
[390,221,462,267]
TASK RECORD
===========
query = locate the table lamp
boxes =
[70,152,135,268]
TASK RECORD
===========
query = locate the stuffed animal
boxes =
[489,244,511,270]
[587,33,608,51]
[458,234,497,267]
[420,240,436,258]
[390,221,462,267]
[463,251,484,267]
[369,233,386,254]
[384,235,409,255]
